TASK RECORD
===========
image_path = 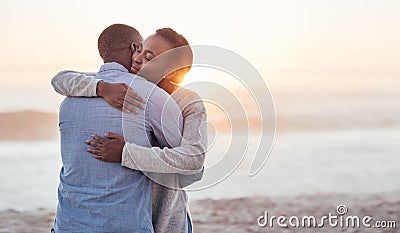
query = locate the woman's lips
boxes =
[130,66,139,74]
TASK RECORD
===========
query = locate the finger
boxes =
[93,155,107,161]
[125,96,144,110]
[87,148,103,156]
[104,132,123,139]
[91,135,108,144]
[116,100,130,113]
[112,101,124,112]
[126,89,145,104]
[85,140,102,149]
[123,104,138,115]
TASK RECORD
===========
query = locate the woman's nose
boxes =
[133,55,142,64]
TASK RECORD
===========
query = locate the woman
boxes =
[51,28,207,233]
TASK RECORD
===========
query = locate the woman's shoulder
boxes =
[173,86,201,101]
[172,86,205,113]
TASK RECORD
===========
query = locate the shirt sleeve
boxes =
[51,70,99,97]
[121,92,207,176]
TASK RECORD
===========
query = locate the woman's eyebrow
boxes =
[144,50,155,55]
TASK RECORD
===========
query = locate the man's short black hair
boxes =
[98,24,142,59]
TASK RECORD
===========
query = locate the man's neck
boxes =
[103,58,130,71]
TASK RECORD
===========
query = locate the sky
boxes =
[0,0,399,111]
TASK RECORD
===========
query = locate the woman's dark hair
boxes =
[156,28,193,72]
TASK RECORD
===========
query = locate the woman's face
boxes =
[130,34,172,75]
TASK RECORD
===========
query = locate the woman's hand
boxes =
[96,81,145,114]
[85,133,126,163]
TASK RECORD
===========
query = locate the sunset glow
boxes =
[0,0,399,112]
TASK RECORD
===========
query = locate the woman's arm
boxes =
[121,95,207,175]
[51,70,144,113]
[87,92,207,175]
[51,70,98,97]
[86,90,207,176]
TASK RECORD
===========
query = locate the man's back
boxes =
[54,63,182,233]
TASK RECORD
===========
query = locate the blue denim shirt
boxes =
[54,63,183,233]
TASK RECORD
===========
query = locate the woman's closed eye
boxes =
[145,53,154,61]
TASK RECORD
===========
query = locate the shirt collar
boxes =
[98,62,129,73]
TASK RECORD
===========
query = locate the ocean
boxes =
[0,128,399,211]
[0,73,399,211]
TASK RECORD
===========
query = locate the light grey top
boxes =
[51,67,207,233]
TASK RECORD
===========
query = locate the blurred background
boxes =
[0,1,399,230]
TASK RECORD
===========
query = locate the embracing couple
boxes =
[50,24,207,233]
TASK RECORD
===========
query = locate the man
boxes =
[52,24,183,233]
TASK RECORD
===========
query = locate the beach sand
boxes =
[0,194,398,233]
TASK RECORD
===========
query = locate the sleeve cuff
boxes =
[89,79,101,97]
[121,142,139,170]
